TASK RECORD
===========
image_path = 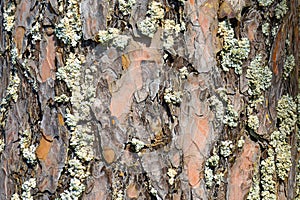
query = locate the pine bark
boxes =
[0,0,299,199]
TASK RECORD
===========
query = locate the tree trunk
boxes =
[0,0,299,199]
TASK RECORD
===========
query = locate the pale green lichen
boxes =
[218,20,250,75]
[260,148,276,200]
[237,137,245,148]
[131,138,146,153]
[205,147,219,188]
[247,162,260,200]
[270,95,297,180]
[3,2,16,32]
[11,193,20,200]
[55,0,82,46]
[164,87,183,105]
[19,130,37,164]
[179,66,189,79]
[258,0,274,6]
[162,19,185,49]
[223,104,238,127]
[262,23,270,36]
[283,55,295,80]
[57,55,96,199]
[246,55,272,97]
[275,0,288,19]
[220,140,233,157]
[59,158,90,199]
[247,115,259,131]
[21,178,36,200]
[96,28,129,49]
[167,168,177,185]
[118,0,136,15]
[54,94,70,103]
[0,138,5,154]
[138,1,164,38]
[56,53,83,90]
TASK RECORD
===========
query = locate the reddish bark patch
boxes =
[14,26,25,57]
[36,136,52,161]
[227,138,260,200]
[40,35,56,82]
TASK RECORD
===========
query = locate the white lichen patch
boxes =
[57,54,96,199]
[247,115,259,131]
[3,2,16,32]
[218,20,250,75]
[96,28,129,49]
[270,95,297,180]
[164,87,183,105]
[247,162,260,200]
[258,0,274,7]
[162,19,184,49]
[54,94,70,103]
[179,66,189,79]
[246,55,272,97]
[21,178,36,200]
[0,138,5,154]
[275,0,288,19]
[131,138,146,153]
[204,167,214,188]
[11,193,20,200]
[262,23,270,36]
[283,55,295,80]
[223,104,238,127]
[55,0,82,46]
[220,140,233,157]
[167,168,177,185]
[237,137,245,148]
[118,0,136,15]
[260,148,276,200]
[138,1,164,38]
[19,130,37,164]
[59,158,90,199]
[56,52,82,90]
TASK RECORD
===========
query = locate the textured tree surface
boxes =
[0,0,299,199]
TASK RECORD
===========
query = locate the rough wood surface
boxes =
[0,0,299,199]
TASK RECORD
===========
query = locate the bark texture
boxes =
[0,0,299,199]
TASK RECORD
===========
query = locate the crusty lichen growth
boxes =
[223,104,238,127]
[218,20,250,74]
[164,87,183,106]
[21,178,36,200]
[269,95,297,180]
[3,2,16,32]
[262,23,270,36]
[162,19,185,49]
[258,0,274,7]
[96,28,130,49]
[283,54,295,80]
[0,138,5,154]
[275,0,288,19]
[55,0,82,46]
[167,168,177,185]
[19,129,37,164]
[118,0,136,15]
[247,162,260,200]
[247,115,259,131]
[59,158,90,199]
[246,55,272,97]
[56,54,96,199]
[138,1,164,38]
[260,148,276,200]
[220,140,233,157]
[204,147,220,188]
